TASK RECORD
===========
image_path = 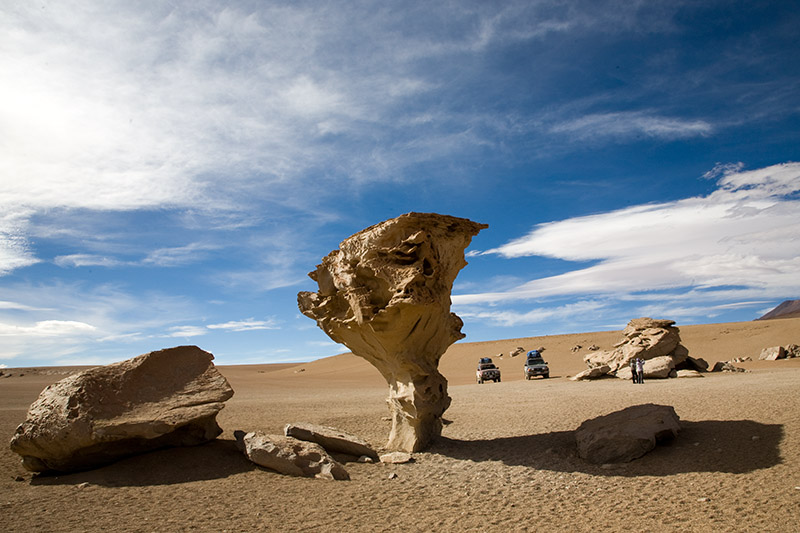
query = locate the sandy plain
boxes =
[2,317,799,532]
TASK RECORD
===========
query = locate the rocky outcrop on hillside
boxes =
[581,318,704,380]
[297,213,487,452]
[10,346,233,473]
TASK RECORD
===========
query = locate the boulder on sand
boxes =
[712,361,747,373]
[571,365,611,381]
[235,430,349,480]
[10,346,234,473]
[759,346,786,361]
[575,404,681,464]
[284,422,378,459]
[298,213,487,452]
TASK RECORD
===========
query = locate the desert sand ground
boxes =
[2,318,799,532]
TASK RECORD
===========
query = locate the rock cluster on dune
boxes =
[576,318,707,381]
[298,213,487,452]
[759,344,800,360]
[9,346,233,473]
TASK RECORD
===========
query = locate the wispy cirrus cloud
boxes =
[550,111,713,141]
[458,162,800,308]
[54,254,125,268]
[207,319,279,332]
[166,325,209,338]
[0,320,96,337]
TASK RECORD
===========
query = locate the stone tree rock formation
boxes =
[10,346,234,473]
[297,213,487,452]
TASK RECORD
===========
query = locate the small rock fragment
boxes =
[380,451,414,464]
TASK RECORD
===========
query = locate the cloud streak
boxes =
[550,111,713,141]
[459,162,800,305]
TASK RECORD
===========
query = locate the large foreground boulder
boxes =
[285,422,378,459]
[298,213,487,452]
[10,346,233,473]
[575,404,681,464]
[234,430,349,480]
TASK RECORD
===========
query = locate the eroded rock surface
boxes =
[297,213,487,452]
[235,430,349,480]
[10,346,233,473]
[575,404,681,464]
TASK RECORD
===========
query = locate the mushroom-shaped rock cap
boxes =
[298,213,487,452]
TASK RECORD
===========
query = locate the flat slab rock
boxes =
[571,365,611,381]
[285,422,378,459]
[379,451,414,464]
[235,430,349,480]
[575,404,681,464]
[10,346,233,473]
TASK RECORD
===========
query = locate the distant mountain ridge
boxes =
[758,300,800,320]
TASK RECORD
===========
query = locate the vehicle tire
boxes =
[497,377,501,382]
[544,373,549,379]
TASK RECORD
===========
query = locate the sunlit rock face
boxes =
[10,346,233,473]
[298,213,487,452]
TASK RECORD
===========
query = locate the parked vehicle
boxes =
[524,350,550,379]
[476,357,501,384]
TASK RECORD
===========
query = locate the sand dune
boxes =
[2,318,799,532]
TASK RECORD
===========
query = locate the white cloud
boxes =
[456,300,606,327]
[166,326,209,338]
[207,319,279,332]
[0,320,97,337]
[54,254,124,268]
[0,210,38,275]
[459,162,800,305]
[0,300,51,311]
[143,243,220,267]
[0,281,200,362]
[550,111,713,141]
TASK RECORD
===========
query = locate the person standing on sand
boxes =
[630,358,638,384]
[636,358,645,384]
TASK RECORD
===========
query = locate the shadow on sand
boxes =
[30,439,255,487]
[431,419,783,476]
[30,419,783,486]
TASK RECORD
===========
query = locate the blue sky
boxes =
[2,1,799,367]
